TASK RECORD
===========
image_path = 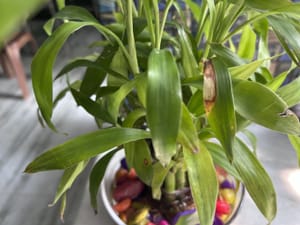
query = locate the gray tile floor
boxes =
[1,20,300,225]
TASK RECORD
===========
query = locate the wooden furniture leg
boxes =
[0,52,15,78]
[4,44,30,98]
[0,31,37,99]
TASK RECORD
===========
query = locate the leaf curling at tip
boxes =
[203,60,216,113]
[279,109,296,118]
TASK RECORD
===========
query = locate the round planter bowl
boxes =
[101,150,244,225]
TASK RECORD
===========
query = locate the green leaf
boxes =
[151,162,173,199]
[233,138,277,222]
[146,49,182,166]
[205,59,236,161]
[124,140,153,185]
[185,0,202,21]
[187,90,205,116]
[240,129,257,155]
[105,78,139,124]
[233,79,300,135]
[56,0,65,10]
[288,135,300,166]
[178,28,200,78]
[24,128,150,173]
[178,104,200,153]
[49,161,88,206]
[51,5,98,23]
[268,15,300,64]
[210,44,245,67]
[274,4,300,18]
[89,149,118,212]
[31,21,94,130]
[237,24,256,60]
[80,46,119,96]
[107,47,129,87]
[276,77,300,107]
[70,88,114,124]
[229,59,265,80]
[0,0,47,44]
[183,143,218,225]
[267,70,290,91]
[244,0,291,10]
[56,57,127,82]
[122,108,146,128]
[204,142,241,180]
[60,194,67,222]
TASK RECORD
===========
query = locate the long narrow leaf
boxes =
[229,59,265,80]
[244,0,291,10]
[124,140,153,185]
[146,49,182,166]
[105,78,139,124]
[80,46,119,96]
[31,21,94,131]
[70,88,114,124]
[178,104,200,153]
[204,59,236,161]
[151,162,173,199]
[233,138,277,222]
[211,44,245,67]
[237,24,256,60]
[288,135,300,166]
[50,161,88,206]
[233,79,300,135]
[276,76,300,107]
[178,28,200,78]
[51,5,98,23]
[268,15,300,64]
[204,142,241,180]
[183,143,218,225]
[24,128,150,173]
[0,0,47,43]
[89,149,118,212]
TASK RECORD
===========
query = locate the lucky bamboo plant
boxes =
[25,0,300,225]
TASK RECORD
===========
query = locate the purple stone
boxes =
[171,209,196,225]
[213,216,224,225]
[120,158,128,170]
[220,179,235,189]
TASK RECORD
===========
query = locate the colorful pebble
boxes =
[158,219,170,225]
[220,189,236,204]
[112,159,239,225]
[113,198,132,213]
[216,199,231,215]
[220,179,235,189]
[131,208,149,224]
[113,179,145,202]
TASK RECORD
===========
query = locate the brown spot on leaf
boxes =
[203,60,216,113]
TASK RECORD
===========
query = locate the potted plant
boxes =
[25,0,300,225]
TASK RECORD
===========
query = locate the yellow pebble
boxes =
[220,189,236,204]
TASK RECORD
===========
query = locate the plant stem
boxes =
[143,0,156,47]
[116,0,124,14]
[158,0,174,48]
[165,171,176,193]
[176,167,186,189]
[152,0,160,49]
[195,1,208,46]
[127,0,140,75]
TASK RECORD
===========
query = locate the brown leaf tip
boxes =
[203,60,216,113]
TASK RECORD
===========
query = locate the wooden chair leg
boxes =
[0,52,15,78]
[5,44,30,99]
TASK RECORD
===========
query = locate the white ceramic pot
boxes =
[100,150,244,225]
[101,150,126,225]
